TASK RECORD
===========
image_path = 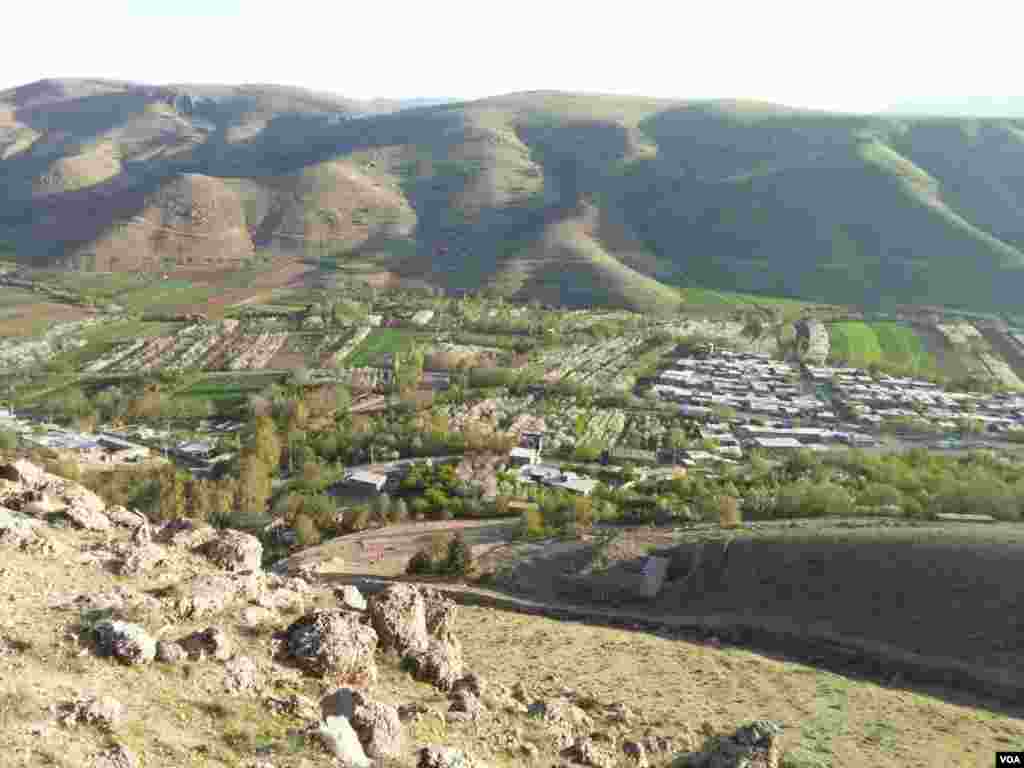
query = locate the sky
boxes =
[3,0,1021,113]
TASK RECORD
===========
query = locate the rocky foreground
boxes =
[0,458,785,767]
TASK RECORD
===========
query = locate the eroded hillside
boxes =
[5,80,1024,312]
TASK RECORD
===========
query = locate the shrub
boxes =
[294,514,322,547]
[343,505,372,532]
[443,534,473,577]
[521,506,546,538]
[718,495,742,528]
[406,550,434,576]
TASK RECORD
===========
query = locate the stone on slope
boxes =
[180,626,232,661]
[224,655,262,695]
[156,640,186,664]
[350,698,403,759]
[94,744,138,768]
[318,715,371,767]
[407,636,464,692]
[527,698,594,751]
[367,583,429,654]
[335,584,367,611]
[286,610,378,685]
[58,695,123,731]
[689,720,783,768]
[199,529,263,572]
[174,571,265,618]
[94,621,156,666]
[417,746,488,768]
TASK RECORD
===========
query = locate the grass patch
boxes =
[829,321,936,375]
[780,672,850,768]
[347,328,428,366]
[828,322,883,367]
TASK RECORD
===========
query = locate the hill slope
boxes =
[4,81,1024,312]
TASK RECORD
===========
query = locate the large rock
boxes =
[62,502,112,531]
[224,655,261,695]
[286,610,378,685]
[567,737,617,768]
[154,518,217,549]
[179,626,232,661]
[318,715,371,767]
[351,699,403,759]
[0,506,41,548]
[421,587,458,639]
[408,636,464,692]
[200,529,263,572]
[94,621,156,666]
[174,571,265,618]
[527,698,594,751]
[156,641,186,664]
[368,583,429,653]
[0,459,47,487]
[113,543,165,576]
[58,695,123,731]
[105,505,146,529]
[690,721,783,768]
[335,585,367,611]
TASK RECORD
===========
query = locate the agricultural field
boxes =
[346,328,428,367]
[828,321,935,374]
[533,336,650,390]
[84,320,289,372]
[176,372,287,405]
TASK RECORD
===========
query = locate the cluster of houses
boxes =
[808,366,1024,433]
[653,350,833,422]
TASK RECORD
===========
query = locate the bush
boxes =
[406,550,434,575]
[343,505,372,532]
[294,514,322,547]
[443,534,473,577]
[521,506,546,538]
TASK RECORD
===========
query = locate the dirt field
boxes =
[299,517,1024,705]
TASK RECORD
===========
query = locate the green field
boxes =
[177,372,286,404]
[828,321,935,374]
[347,328,426,366]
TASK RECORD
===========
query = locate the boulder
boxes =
[407,636,464,691]
[114,543,165,576]
[351,698,403,759]
[224,656,261,695]
[0,459,47,487]
[447,689,486,722]
[200,529,263,572]
[263,693,319,720]
[58,695,123,731]
[241,605,276,627]
[451,673,486,698]
[62,503,112,532]
[566,737,617,768]
[286,610,378,685]
[105,506,146,529]
[156,641,186,664]
[527,698,594,751]
[318,715,371,767]
[94,621,156,666]
[623,740,651,767]
[94,744,138,768]
[174,571,265,618]
[690,721,782,768]
[335,584,367,611]
[154,518,217,549]
[421,586,458,639]
[367,583,429,653]
[180,626,232,661]
[0,506,41,548]
[417,746,488,768]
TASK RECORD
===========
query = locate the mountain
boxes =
[4,80,1024,313]
[881,97,1024,118]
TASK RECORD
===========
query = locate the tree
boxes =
[252,414,281,470]
[236,453,271,518]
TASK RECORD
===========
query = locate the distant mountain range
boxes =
[881,97,1024,118]
[3,78,1024,314]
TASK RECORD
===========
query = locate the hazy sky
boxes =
[3,0,1020,113]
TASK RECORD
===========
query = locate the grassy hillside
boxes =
[828,322,936,374]
[5,81,1024,312]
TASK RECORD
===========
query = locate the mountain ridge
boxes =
[3,79,1024,313]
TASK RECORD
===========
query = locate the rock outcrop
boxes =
[688,721,783,768]
[93,621,156,666]
[285,610,378,685]
[199,529,263,572]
